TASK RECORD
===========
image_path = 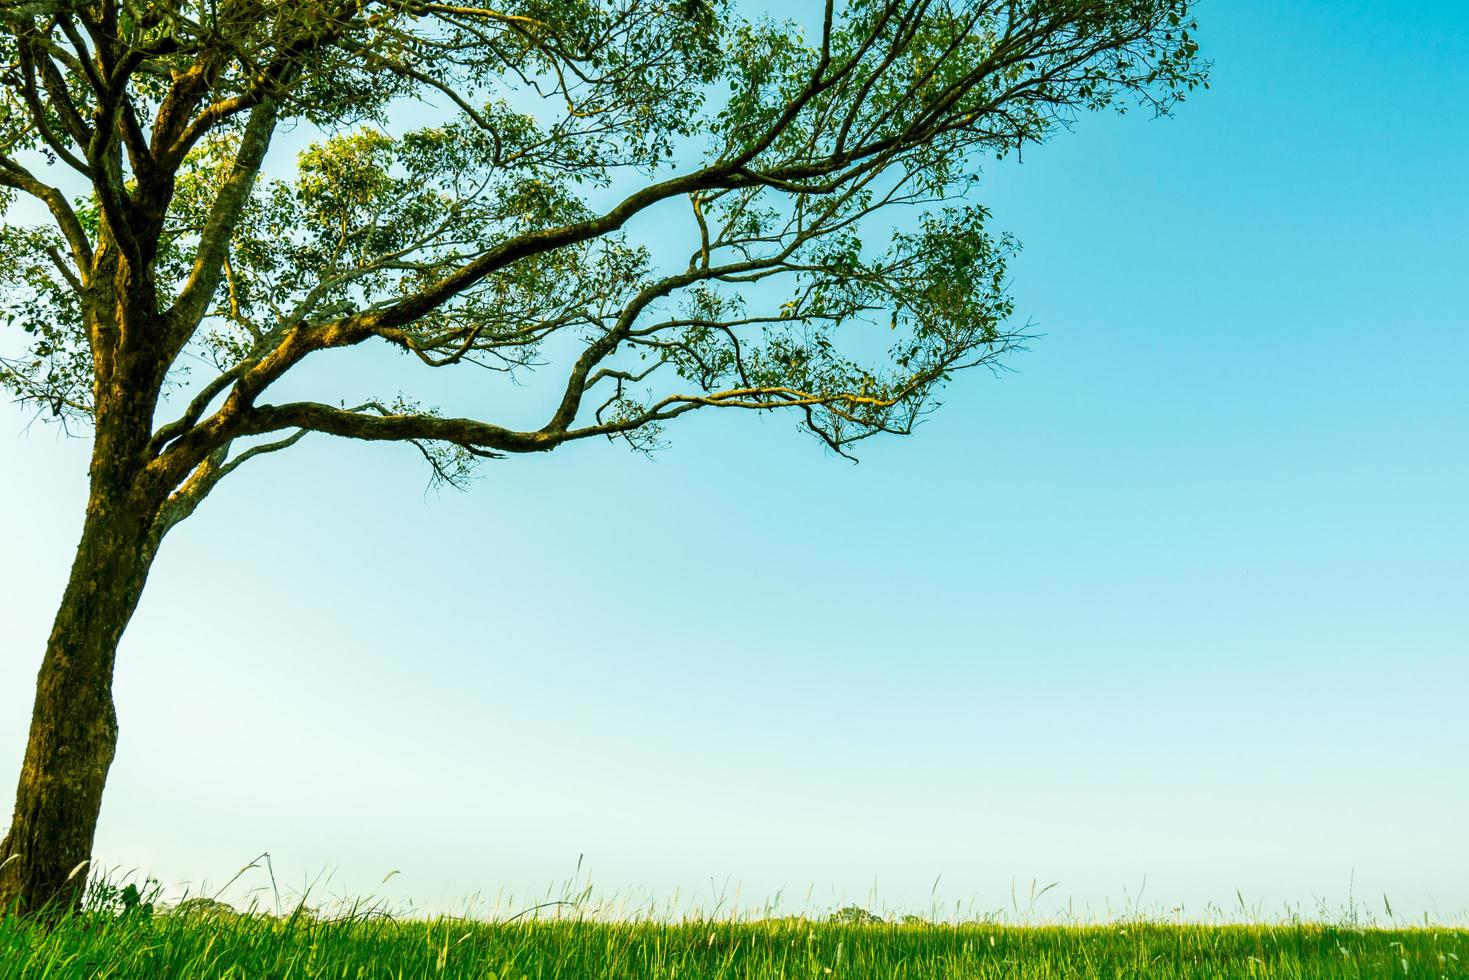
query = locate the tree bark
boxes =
[0,462,159,915]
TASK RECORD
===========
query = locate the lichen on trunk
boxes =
[0,464,158,915]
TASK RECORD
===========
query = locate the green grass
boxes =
[4,910,1467,979]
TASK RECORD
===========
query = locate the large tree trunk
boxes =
[0,462,159,915]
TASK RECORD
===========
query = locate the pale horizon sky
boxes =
[2,0,1467,922]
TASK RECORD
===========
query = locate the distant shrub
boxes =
[828,905,886,925]
[86,876,159,919]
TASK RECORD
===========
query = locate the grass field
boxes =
[3,908,1467,979]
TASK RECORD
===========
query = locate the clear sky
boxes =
[2,0,1466,922]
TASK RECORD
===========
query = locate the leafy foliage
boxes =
[0,0,1208,514]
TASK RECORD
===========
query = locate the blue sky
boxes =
[2,0,1467,920]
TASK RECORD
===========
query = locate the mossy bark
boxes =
[0,414,159,915]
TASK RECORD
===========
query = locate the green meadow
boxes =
[4,909,1467,979]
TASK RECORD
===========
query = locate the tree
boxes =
[0,0,1204,913]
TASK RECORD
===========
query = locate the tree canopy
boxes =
[1,0,1205,517]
